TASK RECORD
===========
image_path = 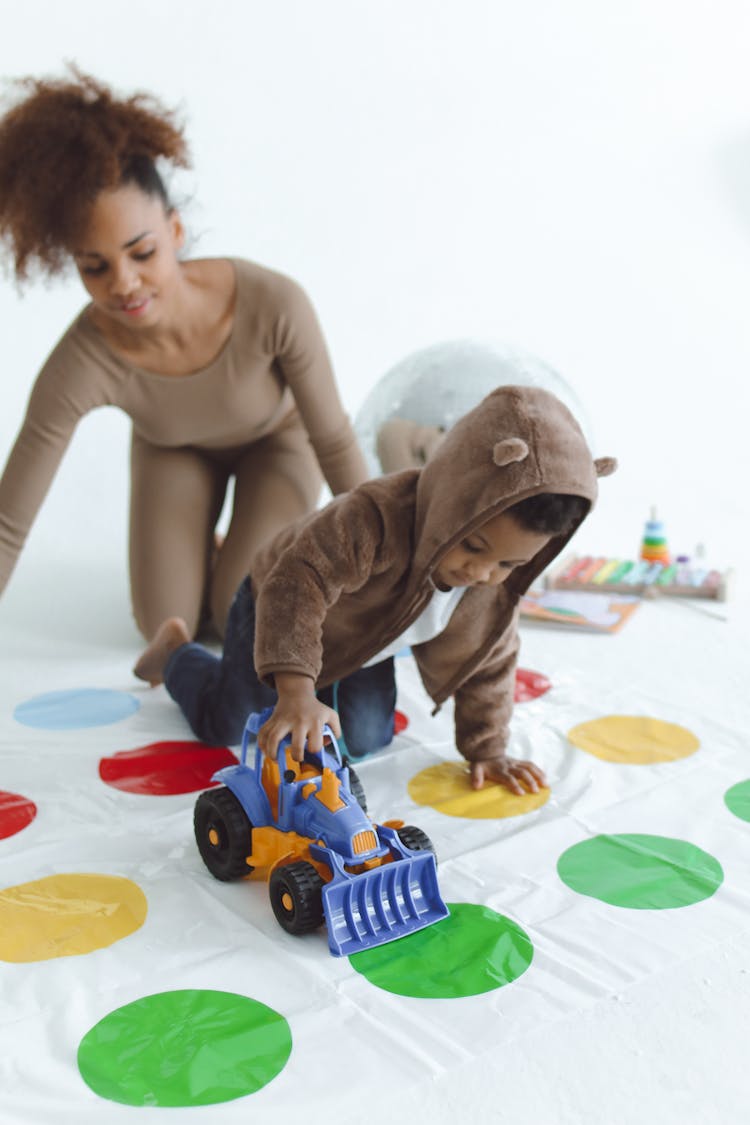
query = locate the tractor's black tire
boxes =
[397,824,437,864]
[346,764,368,814]
[194,787,253,881]
[269,861,325,935]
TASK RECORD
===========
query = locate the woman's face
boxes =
[72,183,185,328]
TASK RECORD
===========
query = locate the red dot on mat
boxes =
[514,667,551,703]
[0,791,37,839]
[98,742,238,796]
[394,710,409,734]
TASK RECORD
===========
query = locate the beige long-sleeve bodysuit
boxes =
[0,258,369,637]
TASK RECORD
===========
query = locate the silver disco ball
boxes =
[355,339,593,475]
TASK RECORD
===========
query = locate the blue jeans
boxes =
[164,576,396,758]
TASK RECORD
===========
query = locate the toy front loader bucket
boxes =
[322,852,449,957]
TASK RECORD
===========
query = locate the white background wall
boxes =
[1,11,748,1121]
[1,0,749,636]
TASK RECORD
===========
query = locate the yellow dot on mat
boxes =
[407,761,550,819]
[568,715,699,765]
[0,873,147,963]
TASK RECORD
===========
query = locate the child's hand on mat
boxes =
[258,673,341,761]
[470,756,547,795]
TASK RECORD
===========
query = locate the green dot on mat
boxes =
[724,779,750,823]
[77,990,292,1107]
[349,902,533,998]
[557,834,723,909]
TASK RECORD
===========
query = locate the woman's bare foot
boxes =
[133,617,191,686]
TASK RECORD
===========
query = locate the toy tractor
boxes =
[194,708,449,956]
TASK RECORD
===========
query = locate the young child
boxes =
[135,384,615,794]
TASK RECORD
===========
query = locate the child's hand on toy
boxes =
[470,756,547,795]
[259,673,341,761]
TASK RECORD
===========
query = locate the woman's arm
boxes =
[0,333,107,594]
[271,275,370,494]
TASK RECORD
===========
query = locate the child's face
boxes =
[433,511,552,591]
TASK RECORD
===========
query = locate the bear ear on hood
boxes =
[493,437,529,467]
[594,456,618,477]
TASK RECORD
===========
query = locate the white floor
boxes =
[1,554,748,1125]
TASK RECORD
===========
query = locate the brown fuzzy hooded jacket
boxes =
[250,385,616,764]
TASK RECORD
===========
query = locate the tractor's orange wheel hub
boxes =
[281,892,294,913]
[208,828,220,847]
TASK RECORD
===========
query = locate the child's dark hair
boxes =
[0,67,189,281]
[506,493,588,536]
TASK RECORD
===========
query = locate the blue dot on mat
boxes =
[14,689,140,730]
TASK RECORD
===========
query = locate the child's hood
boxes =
[413,384,616,594]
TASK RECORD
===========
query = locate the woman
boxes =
[0,70,368,638]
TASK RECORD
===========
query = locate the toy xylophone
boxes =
[545,555,732,601]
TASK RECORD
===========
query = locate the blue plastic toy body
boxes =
[201,708,449,956]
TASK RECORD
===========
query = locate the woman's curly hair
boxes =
[0,67,190,281]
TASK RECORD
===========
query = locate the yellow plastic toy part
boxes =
[316,768,345,812]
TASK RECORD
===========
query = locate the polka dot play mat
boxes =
[1,637,746,1123]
